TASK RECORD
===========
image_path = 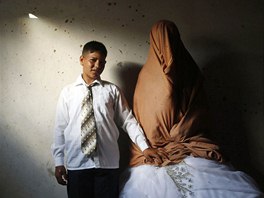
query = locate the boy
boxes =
[51,41,160,198]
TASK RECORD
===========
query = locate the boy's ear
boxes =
[80,55,84,65]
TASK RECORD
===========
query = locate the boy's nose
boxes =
[94,60,100,68]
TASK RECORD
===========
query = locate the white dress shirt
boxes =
[52,75,149,170]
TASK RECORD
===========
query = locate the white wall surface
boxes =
[0,0,263,197]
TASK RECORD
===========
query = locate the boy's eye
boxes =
[89,59,97,63]
[88,58,106,65]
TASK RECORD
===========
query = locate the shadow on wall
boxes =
[112,62,142,108]
[199,40,264,190]
[112,62,142,172]
[0,122,66,198]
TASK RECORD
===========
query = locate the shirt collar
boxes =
[74,74,104,87]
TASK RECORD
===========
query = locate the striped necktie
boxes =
[81,85,97,156]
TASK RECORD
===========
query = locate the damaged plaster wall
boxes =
[0,0,263,197]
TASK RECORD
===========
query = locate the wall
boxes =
[0,0,263,197]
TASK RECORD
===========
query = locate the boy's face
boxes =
[80,51,106,84]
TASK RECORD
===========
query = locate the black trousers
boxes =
[67,168,120,198]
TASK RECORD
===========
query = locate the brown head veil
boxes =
[130,20,224,166]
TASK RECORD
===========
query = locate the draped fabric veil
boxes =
[130,20,224,167]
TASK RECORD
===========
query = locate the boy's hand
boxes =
[55,165,68,185]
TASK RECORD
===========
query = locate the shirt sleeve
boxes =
[114,87,149,152]
[51,88,69,166]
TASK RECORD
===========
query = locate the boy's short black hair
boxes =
[82,41,107,57]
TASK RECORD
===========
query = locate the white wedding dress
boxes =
[120,156,263,198]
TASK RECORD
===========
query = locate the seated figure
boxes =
[120,20,263,198]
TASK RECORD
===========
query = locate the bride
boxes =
[119,20,263,198]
